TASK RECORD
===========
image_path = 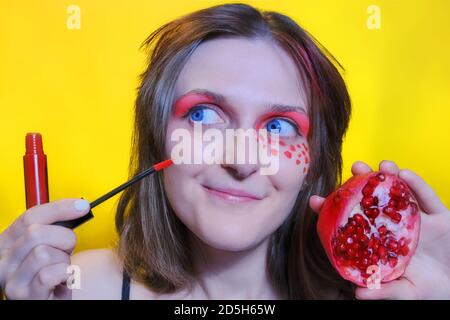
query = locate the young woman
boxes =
[0,3,449,300]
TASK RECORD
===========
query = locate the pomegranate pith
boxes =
[317,172,421,286]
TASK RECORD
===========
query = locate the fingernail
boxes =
[74,199,90,212]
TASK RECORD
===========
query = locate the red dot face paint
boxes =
[275,139,310,174]
[302,143,308,151]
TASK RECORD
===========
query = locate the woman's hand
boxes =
[310,160,450,299]
[0,199,90,300]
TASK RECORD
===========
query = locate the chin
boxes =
[191,214,271,252]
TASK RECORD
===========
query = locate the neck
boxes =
[188,234,282,299]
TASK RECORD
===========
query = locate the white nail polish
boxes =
[74,199,90,211]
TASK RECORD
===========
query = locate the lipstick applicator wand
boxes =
[53,158,173,229]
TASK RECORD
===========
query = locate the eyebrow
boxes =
[180,89,307,115]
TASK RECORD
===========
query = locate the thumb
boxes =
[309,195,325,215]
[355,278,416,300]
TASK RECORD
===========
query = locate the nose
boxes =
[220,126,262,179]
[221,162,259,179]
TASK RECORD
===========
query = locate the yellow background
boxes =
[1,0,449,253]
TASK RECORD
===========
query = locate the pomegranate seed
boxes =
[390,187,405,199]
[371,255,379,264]
[378,225,387,236]
[361,196,374,209]
[377,173,385,181]
[383,207,402,223]
[396,199,409,210]
[387,239,399,252]
[370,208,380,218]
[399,245,410,256]
[345,225,355,235]
[353,214,365,225]
[360,235,369,247]
[388,256,398,268]
[391,212,402,223]
[388,199,398,208]
[362,185,374,196]
[361,258,369,268]
[368,236,375,248]
[347,248,356,258]
[378,246,388,258]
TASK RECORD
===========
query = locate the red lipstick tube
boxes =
[23,133,49,208]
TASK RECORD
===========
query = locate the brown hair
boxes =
[115,3,353,299]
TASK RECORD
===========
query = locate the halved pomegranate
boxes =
[317,172,421,286]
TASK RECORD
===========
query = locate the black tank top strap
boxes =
[121,269,131,300]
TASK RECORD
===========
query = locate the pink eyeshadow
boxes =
[172,93,217,118]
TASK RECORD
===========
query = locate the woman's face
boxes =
[164,37,310,251]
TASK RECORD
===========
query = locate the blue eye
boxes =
[188,106,223,125]
[266,119,297,138]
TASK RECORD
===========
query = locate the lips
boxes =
[202,185,264,203]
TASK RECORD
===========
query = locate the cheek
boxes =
[267,141,309,201]
[163,164,204,226]
[165,118,186,156]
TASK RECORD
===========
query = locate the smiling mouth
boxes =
[202,185,264,203]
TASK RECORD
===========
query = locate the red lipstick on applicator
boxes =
[23,132,173,229]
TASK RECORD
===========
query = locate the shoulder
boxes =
[70,248,124,300]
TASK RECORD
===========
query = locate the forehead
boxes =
[174,37,309,111]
